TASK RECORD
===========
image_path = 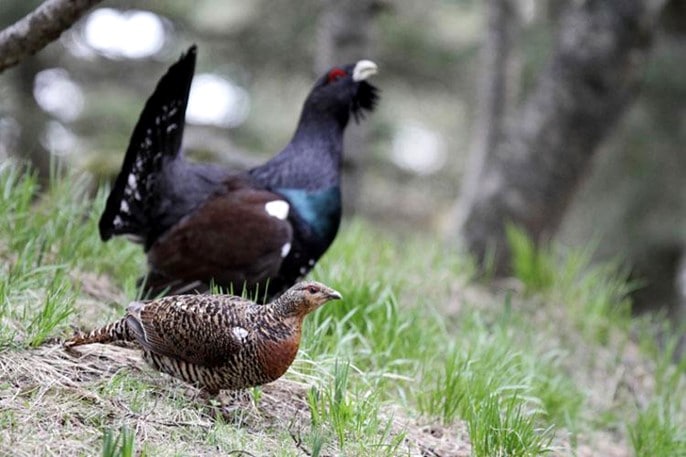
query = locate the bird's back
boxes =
[141,160,232,249]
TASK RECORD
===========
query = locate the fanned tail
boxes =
[99,45,197,243]
[63,317,133,347]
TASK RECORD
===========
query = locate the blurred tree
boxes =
[558,0,686,331]
[456,0,667,275]
[315,0,384,214]
[11,54,51,181]
[1,0,103,182]
[454,0,520,236]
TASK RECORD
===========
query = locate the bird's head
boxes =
[276,281,342,317]
[303,60,380,125]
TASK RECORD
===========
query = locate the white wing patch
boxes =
[281,242,292,258]
[265,200,289,220]
[232,326,249,341]
[127,173,138,190]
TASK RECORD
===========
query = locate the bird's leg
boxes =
[197,389,245,424]
[220,389,251,405]
[217,389,255,424]
[184,386,216,405]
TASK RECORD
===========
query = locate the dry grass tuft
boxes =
[0,343,471,456]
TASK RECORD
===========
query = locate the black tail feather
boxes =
[99,45,197,242]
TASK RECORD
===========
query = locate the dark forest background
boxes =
[1,0,685,330]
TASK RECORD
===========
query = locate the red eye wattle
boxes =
[326,68,347,83]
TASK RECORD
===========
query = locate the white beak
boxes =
[352,60,378,82]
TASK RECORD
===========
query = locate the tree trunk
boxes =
[454,0,520,233]
[0,0,104,73]
[315,0,382,215]
[457,0,667,274]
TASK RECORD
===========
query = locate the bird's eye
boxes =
[326,68,347,84]
[307,286,318,294]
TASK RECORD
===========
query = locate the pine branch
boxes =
[0,0,104,73]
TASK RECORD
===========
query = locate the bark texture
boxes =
[454,0,520,232]
[0,0,103,73]
[458,0,667,274]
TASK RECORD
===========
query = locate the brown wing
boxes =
[126,294,254,367]
[147,184,293,290]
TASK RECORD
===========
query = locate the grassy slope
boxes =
[0,163,684,457]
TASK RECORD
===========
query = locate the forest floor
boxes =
[1,165,685,456]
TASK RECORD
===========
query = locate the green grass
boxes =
[507,223,635,343]
[416,320,557,456]
[628,330,686,457]
[1,163,685,456]
[305,360,403,455]
[0,163,143,349]
[102,426,137,457]
[506,223,555,292]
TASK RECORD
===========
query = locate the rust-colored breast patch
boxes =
[260,332,301,381]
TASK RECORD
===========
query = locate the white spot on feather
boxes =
[308,259,315,266]
[119,200,129,213]
[232,326,249,340]
[281,242,291,258]
[265,200,289,220]
[127,173,137,190]
[299,267,307,275]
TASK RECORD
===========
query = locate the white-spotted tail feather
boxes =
[99,46,197,242]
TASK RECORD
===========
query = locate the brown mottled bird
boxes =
[64,281,341,395]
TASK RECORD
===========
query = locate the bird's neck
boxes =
[271,296,310,320]
[276,187,341,241]
[292,106,348,143]
[251,114,345,190]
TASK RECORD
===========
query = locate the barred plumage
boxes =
[64,281,341,394]
[67,317,134,345]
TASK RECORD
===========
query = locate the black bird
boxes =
[99,45,378,299]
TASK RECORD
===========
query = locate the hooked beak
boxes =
[327,289,343,301]
[352,60,378,82]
